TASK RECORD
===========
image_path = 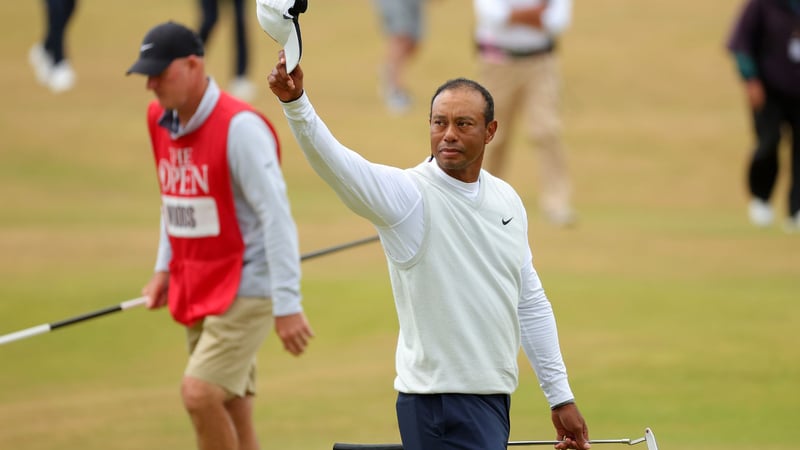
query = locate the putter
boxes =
[509,428,658,450]
[0,235,380,346]
[333,428,658,450]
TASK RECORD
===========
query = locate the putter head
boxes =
[644,428,658,450]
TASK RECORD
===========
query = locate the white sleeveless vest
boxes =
[388,162,529,394]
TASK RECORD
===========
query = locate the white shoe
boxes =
[28,44,54,85]
[48,60,76,93]
[378,66,412,114]
[229,77,256,101]
[748,198,774,227]
[385,88,412,114]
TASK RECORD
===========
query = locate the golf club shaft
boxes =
[334,439,636,450]
[333,445,402,450]
[0,235,380,346]
[0,297,147,346]
[509,439,633,445]
[300,234,379,260]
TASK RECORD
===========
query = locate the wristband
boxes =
[550,399,575,411]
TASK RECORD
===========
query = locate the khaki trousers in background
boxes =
[479,52,574,222]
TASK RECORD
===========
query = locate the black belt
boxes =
[476,41,555,59]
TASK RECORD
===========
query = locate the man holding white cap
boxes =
[260,3,590,450]
[257,0,307,73]
[127,20,314,450]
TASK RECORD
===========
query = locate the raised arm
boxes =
[268,53,422,229]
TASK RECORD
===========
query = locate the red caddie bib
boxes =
[147,92,280,326]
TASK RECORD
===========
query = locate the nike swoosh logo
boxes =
[140,43,155,52]
[502,217,513,225]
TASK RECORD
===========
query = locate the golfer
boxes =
[267,54,590,450]
[127,21,313,450]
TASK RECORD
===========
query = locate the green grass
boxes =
[1,1,798,449]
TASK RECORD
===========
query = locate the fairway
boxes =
[1,1,798,450]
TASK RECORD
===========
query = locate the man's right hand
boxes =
[268,50,304,103]
[551,402,591,449]
[142,271,169,309]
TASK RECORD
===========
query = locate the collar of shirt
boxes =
[157,77,220,138]
[430,159,481,200]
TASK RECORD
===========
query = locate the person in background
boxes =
[727,0,800,231]
[372,0,426,114]
[473,0,577,227]
[267,52,590,450]
[198,0,257,101]
[127,21,314,450]
[29,0,78,93]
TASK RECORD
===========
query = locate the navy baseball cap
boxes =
[126,21,205,76]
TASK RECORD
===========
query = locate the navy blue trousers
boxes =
[198,0,248,77]
[749,89,800,216]
[43,0,77,63]
[396,393,510,450]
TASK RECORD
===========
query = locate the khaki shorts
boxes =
[185,296,273,398]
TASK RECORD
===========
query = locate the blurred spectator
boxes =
[727,0,800,231]
[473,0,576,227]
[198,0,256,101]
[29,0,78,93]
[373,0,425,114]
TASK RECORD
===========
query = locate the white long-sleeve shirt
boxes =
[280,92,574,407]
[154,79,302,317]
[474,0,572,52]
